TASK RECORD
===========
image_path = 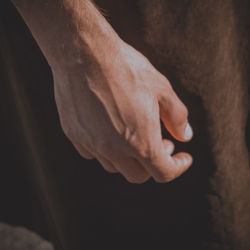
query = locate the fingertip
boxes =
[173,123,194,142]
[183,153,193,167]
[173,152,193,169]
[168,152,193,180]
[162,140,175,155]
[184,123,193,141]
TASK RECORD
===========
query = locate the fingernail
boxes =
[184,123,193,140]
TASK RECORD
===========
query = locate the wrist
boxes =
[47,4,123,72]
[12,0,123,71]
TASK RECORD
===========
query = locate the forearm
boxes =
[10,0,121,68]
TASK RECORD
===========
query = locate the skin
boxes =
[11,0,193,183]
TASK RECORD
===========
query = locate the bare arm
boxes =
[11,0,193,183]
[10,0,120,68]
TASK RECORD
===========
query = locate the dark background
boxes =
[0,1,249,250]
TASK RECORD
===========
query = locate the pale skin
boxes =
[11,0,193,183]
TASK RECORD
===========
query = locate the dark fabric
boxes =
[0,0,249,249]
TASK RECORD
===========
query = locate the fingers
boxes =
[159,89,193,142]
[132,104,192,184]
[71,139,149,181]
[70,85,193,184]
[97,150,151,183]
[72,137,191,183]
[111,156,151,184]
[137,142,193,183]
[98,154,151,183]
[72,141,149,181]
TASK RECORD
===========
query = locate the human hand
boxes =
[11,0,192,183]
[53,40,193,184]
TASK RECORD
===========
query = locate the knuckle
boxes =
[163,79,173,91]
[136,147,150,160]
[137,146,159,164]
[129,136,157,162]
[157,73,172,89]
[124,127,139,148]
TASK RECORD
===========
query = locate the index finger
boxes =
[137,139,193,183]
[134,103,193,183]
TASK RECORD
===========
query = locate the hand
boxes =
[11,0,193,183]
[52,41,193,184]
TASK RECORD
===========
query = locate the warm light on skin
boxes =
[11,0,193,183]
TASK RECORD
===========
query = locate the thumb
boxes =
[159,89,193,142]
